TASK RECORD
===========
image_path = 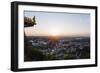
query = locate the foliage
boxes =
[24,16,36,27]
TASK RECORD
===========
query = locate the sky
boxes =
[24,11,90,37]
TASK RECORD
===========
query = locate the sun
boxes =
[51,32,58,36]
[50,30,60,36]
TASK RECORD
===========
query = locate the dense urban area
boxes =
[24,36,90,61]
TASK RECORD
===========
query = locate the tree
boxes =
[24,16,37,61]
[24,16,36,27]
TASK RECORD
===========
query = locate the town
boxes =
[26,36,90,61]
